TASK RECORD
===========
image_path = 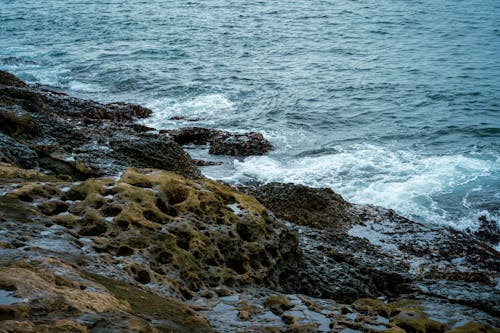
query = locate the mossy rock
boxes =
[0,162,55,182]
[391,310,446,333]
[263,295,294,315]
[85,272,214,333]
[445,322,500,333]
[6,167,302,298]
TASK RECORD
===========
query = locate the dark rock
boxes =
[0,104,40,139]
[109,135,202,179]
[169,115,201,122]
[105,102,153,119]
[166,127,215,145]
[242,182,355,231]
[471,215,500,246]
[0,133,38,169]
[167,127,273,156]
[193,159,224,167]
[0,71,202,180]
[0,70,27,88]
[37,200,69,216]
[209,131,272,156]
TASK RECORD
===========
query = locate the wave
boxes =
[227,144,499,231]
[141,94,236,129]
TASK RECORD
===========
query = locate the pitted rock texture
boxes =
[1,166,302,298]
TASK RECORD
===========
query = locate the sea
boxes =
[1,0,499,234]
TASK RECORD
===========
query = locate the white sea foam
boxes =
[67,80,105,93]
[228,144,499,230]
[142,94,235,129]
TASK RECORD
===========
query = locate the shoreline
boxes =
[1,70,499,332]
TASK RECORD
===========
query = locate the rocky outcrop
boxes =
[0,163,301,332]
[0,70,201,179]
[241,182,355,231]
[242,182,500,316]
[165,126,273,156]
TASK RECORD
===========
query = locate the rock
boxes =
[471,215,500,246]
[391,310,446,333]
[263,295,294,315]
[3,167,303,297]
[166,126,273,156]
[169,115,201,122]
[0,262,214,333]
[193,159,224,167]
[109,135,202,179]
[0,71,202,180]
[0,70,27,88]
[209,131,272,156]
[445,322,499,333]
[241,182,354,231]
[0,105,40,140]
[0,133,38,169]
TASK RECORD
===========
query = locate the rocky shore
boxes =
[0,70,498,332]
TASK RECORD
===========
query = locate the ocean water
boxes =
[1,0,499,232]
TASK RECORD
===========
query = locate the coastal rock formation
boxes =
[0,70,201,179]
[0,71,498,332]
[241,182,355,231]
[165,126,273,156]
[244,182,500,317]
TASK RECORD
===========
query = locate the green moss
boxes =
[0,163,56,182]
[263,295,293,315]
[391,310,446,333]
[50,213,79,228]
[445,322,500,333]
[84,272,214,333]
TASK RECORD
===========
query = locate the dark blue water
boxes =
[1,0,499,233]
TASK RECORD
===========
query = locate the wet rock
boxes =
[392,309,446,333]
[0,71,202,180]
[471,215,500,246]
[109,136,202,179]
[0,70,27,88]
[193,159,224,167]
[0,133,38,169]
[446,322,499,333]
[209,131,272,156]
[37,200,68,216]
[3,168,303,299]
[169,115,201,122]
[166,126,273,156]
[242,182,354,231]
[263,295,293,315]
[0,105,39,140]
[0,262,214,333]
